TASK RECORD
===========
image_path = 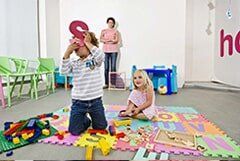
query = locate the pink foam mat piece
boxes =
[113,139,146,151]
[39,133,79,146]
[50,115,68,127]
[154,143,202,156]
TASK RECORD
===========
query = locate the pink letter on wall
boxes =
[235,31,240,53]
[220,29,233,57]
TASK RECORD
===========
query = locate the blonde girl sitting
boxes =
[119,69,158,121]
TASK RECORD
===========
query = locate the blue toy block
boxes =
[5,135,13,142]
[4,122,13,131]
[45,113,53,117]
[27,119,36,129]
[6,150,13,157]
[28,127,42,143]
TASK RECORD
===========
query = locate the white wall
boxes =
[185,0,215,82]
[39,0,47,58]
[44,0,61,64]
[214,0,240,87]
[0,0,39,60]
[60,0,186,87]
[0,0,7,55]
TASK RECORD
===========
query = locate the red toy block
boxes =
[116,132,126,139]
[4,122,24,136]
[52,115,59,120]
[57,134,64,140]
[37,114,47,119]
[87,129,108,135]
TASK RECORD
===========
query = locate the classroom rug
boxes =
[38,105,240,159]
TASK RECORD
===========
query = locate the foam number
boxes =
[69,20,89,41]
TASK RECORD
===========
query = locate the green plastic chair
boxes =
[33,58,55,99]
[0,56,37,107]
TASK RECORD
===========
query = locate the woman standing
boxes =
[100,17,120,88]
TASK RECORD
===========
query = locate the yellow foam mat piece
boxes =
[74,133,117,149]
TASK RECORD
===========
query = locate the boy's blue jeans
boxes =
[68,97,108,135]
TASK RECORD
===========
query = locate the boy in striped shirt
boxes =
[61,32,107,135]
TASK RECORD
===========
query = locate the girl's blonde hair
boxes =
[133,69,153,91]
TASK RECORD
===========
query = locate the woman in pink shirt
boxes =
[100,17,120,88]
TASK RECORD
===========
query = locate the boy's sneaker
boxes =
[103,85,108,89]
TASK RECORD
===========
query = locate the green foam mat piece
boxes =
[197,135,240,159]
[0,126,57,152]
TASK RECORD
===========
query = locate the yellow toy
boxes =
[28,132,34,138]
[21,133,29,140]
[113,119,132,127]
[158,85,167,95]
[13,137,20,144]
[42,129,50,136]
[63,107,70,112]
[85,146,93,160]
[99,138,110,156]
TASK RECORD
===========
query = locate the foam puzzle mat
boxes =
[39,108,79,146]
[38,105,240,159]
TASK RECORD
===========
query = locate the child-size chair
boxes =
[0,76,6,108]
[33,58,55,99]
[0,56,37,106]
[54,67,73,90]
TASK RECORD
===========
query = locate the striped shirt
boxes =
[60,46,104,100]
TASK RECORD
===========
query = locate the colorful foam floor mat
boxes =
[39,105,240,159]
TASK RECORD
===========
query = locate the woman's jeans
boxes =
[104,52,118,85]
[68,97,108,135]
